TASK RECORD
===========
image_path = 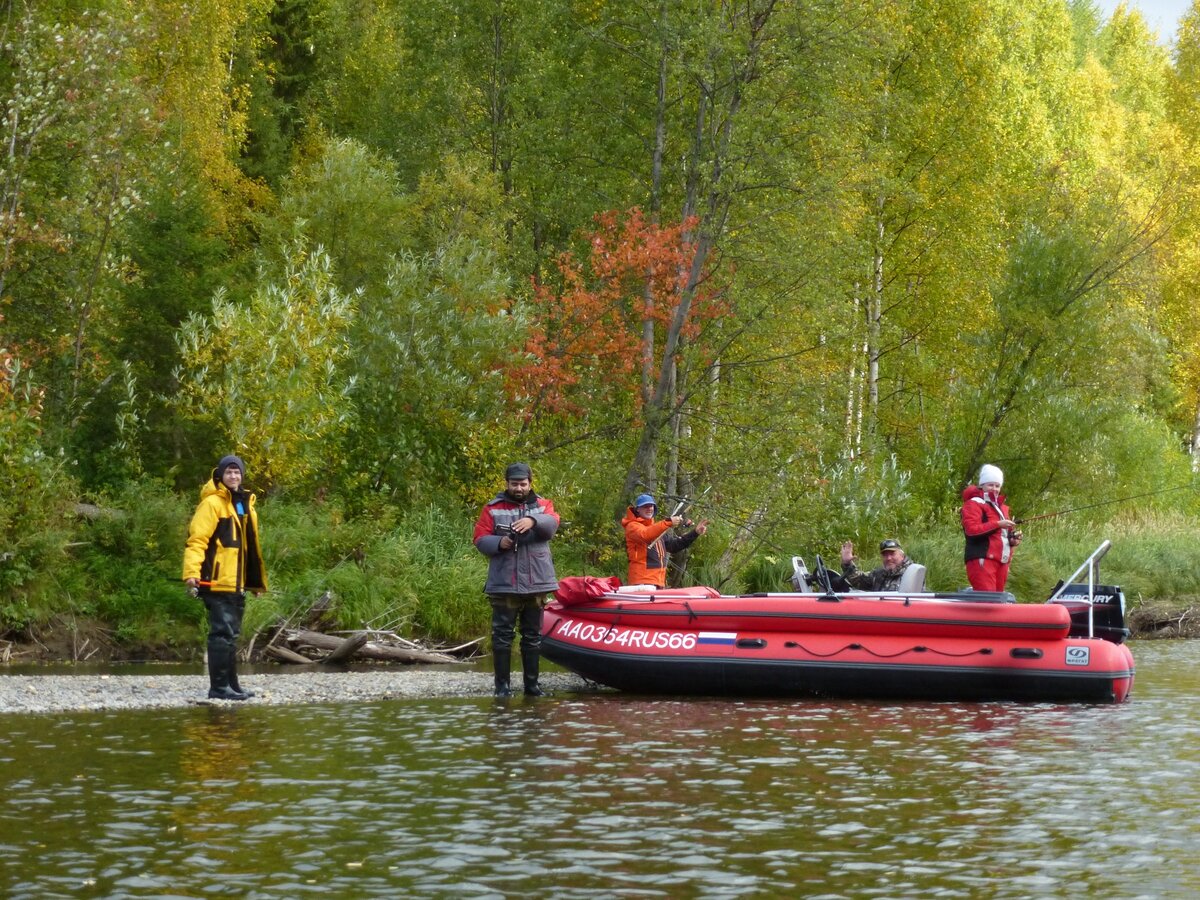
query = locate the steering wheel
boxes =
[812,554,851,595]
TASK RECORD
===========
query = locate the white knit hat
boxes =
[978,464,1004,487]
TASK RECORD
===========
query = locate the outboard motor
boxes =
[1047,581,1130,644]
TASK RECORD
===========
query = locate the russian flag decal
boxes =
[697,632,737,645]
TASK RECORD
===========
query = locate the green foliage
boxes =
[242,501,489,645]
[0,346,75,612]
[265,136,409,294]
[739,554,794,594]
[174,242,356,492]
[346,239,519,501]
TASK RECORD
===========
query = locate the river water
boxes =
[2,640,1198,898]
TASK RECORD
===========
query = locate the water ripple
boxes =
[1,642,1199,896]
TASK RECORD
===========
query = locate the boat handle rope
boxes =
[782,641,994,659]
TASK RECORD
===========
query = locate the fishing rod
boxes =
[1016,482,1196,525]
[669,486,711,524]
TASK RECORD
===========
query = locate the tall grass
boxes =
[242,501,490,646]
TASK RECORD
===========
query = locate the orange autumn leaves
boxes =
[507,208,725,419]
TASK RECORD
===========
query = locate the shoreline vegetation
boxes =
[13,506,1197,658]
[4,493,1200,667]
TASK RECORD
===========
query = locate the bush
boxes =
[242,500,490,646]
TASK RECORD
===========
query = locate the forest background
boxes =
[5,0,1200,658]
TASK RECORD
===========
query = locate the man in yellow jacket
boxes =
[183,455,267,701]
[621,493,708,588]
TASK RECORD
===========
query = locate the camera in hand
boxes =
[496,523,514,535]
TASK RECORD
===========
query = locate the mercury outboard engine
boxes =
[1047,581,1130,644]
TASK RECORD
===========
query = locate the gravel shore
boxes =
[0,668,595,715]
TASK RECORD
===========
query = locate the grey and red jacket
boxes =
[961,484,1013,564]
[473,491,560,595]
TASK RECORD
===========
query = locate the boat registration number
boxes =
[557,619,698,651]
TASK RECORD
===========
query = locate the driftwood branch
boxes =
[264,644,315,665]
[250,589,478,665]
[291,629,460,664]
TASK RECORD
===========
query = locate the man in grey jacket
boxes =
[472,462,560,696]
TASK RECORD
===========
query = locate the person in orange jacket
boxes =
[621,493,708,587]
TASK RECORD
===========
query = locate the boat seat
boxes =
[790,556,810,591]
[934,590,1016,604]
[897,564,927,593]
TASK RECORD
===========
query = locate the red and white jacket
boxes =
[961,484,1014,564]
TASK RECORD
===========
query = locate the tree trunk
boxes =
[1191,397,1200,472]
[868,196,884,430]
[624,2,776,498]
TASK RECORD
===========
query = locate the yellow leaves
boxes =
[134,0,276,236]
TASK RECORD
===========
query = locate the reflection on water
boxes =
[2,642,1200,897]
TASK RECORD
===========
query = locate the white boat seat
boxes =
[897,563,927,593]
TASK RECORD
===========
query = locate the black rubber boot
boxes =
[493,647,513,697]
[207,645,248,701]
[227,648,255,698]
[522,646,544,696]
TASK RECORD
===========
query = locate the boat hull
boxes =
[542,600,1135,703]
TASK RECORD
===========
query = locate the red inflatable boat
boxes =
[542,541,1135,703]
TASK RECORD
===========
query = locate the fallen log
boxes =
[321,632,369,664]
[264,644,316,665]
[290,629,460,664]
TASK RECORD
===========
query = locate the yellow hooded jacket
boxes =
[182,475,267,594]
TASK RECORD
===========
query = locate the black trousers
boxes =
[488,593,547,652]
[201,592,245,655]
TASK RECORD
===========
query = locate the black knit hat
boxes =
[214,455,245,485]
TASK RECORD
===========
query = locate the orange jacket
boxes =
[621,508,701,587]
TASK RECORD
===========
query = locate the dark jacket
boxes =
[621,508,702,587]
[473,491,560,595]
[841,557,915,592]
[961,484,1014,564]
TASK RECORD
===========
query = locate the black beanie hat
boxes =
[505,462,532,481]
[214,454,246,485]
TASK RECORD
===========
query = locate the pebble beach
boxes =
[0,668,594,715]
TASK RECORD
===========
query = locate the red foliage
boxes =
[507,208,724,419]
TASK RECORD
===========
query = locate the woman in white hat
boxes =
[960,464,1022,591]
